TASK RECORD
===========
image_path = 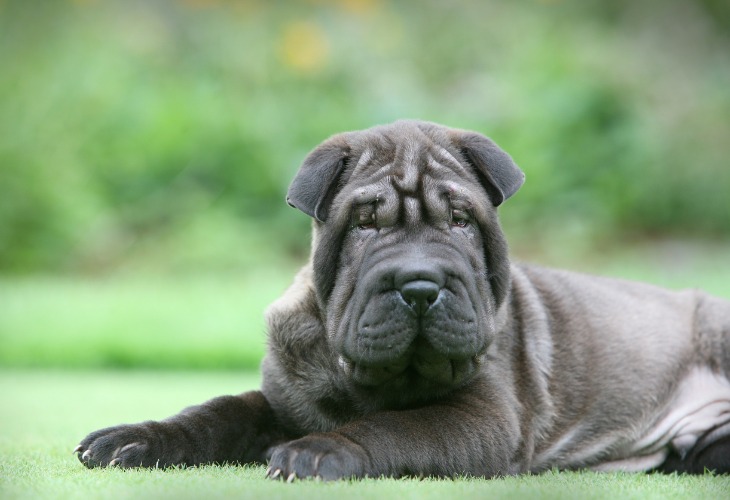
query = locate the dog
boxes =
[76,120,730,479]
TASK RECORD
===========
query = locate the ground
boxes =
[2,245,729,498]
[1,370,728,500]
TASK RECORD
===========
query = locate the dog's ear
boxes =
[286,136,350,222]
[451,131,525,206]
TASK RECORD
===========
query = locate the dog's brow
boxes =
[352,148,374,175]
[402,143,420,187]
[392,142,421,194]
[368,162,394,180]
[403,196,420,225]
[426,153,468,178]
[430,147,469,175]
[353,146,392,181]
[434,146,462,167]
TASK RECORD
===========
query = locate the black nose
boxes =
[400,280,441,314]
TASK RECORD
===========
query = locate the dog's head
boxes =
[288,120,524,402]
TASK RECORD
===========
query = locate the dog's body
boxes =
[76,121,730,479]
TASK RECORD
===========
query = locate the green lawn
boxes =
[1,370,728,500]
[1,245,729,497]
[0,267,300,370]
[1,241,729,372]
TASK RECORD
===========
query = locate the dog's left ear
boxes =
[286,135,350,222]
[451,131,525,206]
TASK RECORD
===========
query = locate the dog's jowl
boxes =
[76,120,730,479]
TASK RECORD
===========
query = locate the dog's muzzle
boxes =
[340,269,486,388]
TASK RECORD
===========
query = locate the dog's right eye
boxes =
[355,205,377,230]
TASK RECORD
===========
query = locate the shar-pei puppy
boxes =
[76,120,730,479]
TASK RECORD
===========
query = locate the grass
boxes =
[1,370,729,500]
[1,243,729,497]
[0,266,300,370]
[1,240,728,371]
[512,238,730,299]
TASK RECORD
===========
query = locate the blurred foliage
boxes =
[0,0,729,274]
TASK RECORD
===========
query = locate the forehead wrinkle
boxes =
[426,155,461,180]
[350,148,373,177]
[427,147,469,177]
[352,149,398,187]
[402,196,420,225]
[418,174,451,222]
[392,139,423,195]
[351,157,394,188]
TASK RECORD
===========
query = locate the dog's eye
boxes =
[451,209,469,228]
[355,206,377,230]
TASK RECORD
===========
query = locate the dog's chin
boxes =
[339,340,484,392]
[411,340,484,386]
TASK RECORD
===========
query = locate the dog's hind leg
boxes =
[655,422,730,474]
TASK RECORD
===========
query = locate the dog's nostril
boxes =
[400,280,441,314]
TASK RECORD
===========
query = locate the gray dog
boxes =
[76,120,730,479]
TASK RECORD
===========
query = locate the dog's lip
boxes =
[411,356,477,386]
[338,348,485,387]
[339,355,411,386]
[347,287,482,365]
[409,339,485,385]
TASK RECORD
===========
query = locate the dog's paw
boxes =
[267,433,369,481]
[75,422,180,469]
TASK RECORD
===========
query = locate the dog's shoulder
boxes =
[263,262,330,367]
[262,264,359,433]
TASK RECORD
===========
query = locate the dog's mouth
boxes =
[338,337,485,388]
[339,287,486,389]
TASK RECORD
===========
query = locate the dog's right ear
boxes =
[286,136,350,222]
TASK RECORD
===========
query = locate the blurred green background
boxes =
[1,0,729,370]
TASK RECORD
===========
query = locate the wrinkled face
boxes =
[311,133,508,402]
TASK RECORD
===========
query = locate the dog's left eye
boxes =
[451,209,470,228]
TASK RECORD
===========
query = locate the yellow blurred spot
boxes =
[180,0,221,8]
[278,21,330,74]
[338,0,381,15]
